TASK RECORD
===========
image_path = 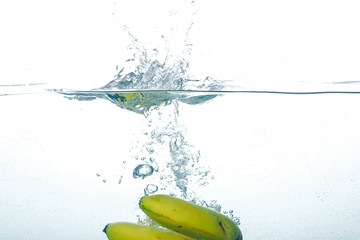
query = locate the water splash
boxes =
[52,1,225,115]
[56,0,240,224]
[134,102,212,199]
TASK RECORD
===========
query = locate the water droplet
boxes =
[103,179,107,183]
[234,218,241,225]
[118,176,123,184]
[144,184,158,196]
[133,164,154,179]
[96,173,100,177]
[152,48,159,55]
[146,147,154,154]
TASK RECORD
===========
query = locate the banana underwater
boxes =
[104,194,242,240]
[103,222,195,240]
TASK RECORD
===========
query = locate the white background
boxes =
[1,0,360,88]
[1,0,360,240]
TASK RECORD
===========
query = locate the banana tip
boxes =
[103,223,109,234]
[237,230,243,240]
[139,196,145,208]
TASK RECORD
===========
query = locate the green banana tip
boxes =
[103,223,109,234]
[237,229,243,240]
[139,196,145,207]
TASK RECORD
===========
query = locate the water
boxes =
[1,89,360,240]
[43,24,360,227]
[2,1,360,240]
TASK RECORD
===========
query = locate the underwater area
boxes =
[1,0,360,239]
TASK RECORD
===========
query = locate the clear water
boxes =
[2,0,360,239]
[1,91,360,240]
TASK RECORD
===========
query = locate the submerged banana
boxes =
[103,222,195,240]
[139,194,242,240]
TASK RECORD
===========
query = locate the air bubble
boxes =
[146,147,154,154]
[96,173,100,177]
[103,179,107,183]
[144,184,159,196]
[152,48,159,55]
[133,164,154,179]
[118,176,123,184]
[151,130,155,139]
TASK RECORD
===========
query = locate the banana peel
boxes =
[104,222,195,240]
[104,194,242,240]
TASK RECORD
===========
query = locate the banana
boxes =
[103,222,195,240]
[139,194,242,240]
[105,92,169,114]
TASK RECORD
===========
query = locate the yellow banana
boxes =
[139,194,242,240]
[103,222,195,240]
[108,92,168,114]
